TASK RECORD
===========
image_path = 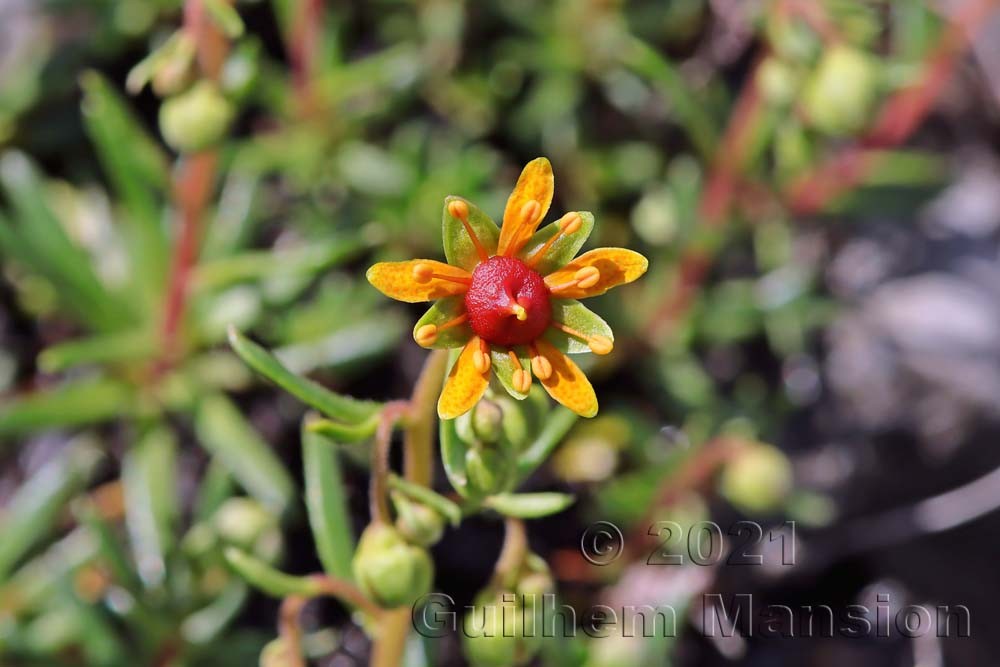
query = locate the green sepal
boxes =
[442,196,499,272]
[490,346,531,400]
[414,297,473,349]
[516,211,594,275]
[545,299,613,354]
[440,349,470,497]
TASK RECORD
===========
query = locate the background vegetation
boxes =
[1,0,999,665]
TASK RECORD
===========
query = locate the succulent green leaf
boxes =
[545,299,613,354]
[414,297,473,349]
[181,579,249,645]
[122,426,179,587]
[516,407,579,481]
[484,492,575,519]
[442,195,499,272]
[440,416,470,497]
[303,422,356,581]
[490,347,532,400]
[306,413,380,443]
[224,548,322,598]
[0,439,102,579]
[228,326,381,423]
[388,474,462,526]
[517,211,594,275]
[0,377,133,439]
[194,394,296,515]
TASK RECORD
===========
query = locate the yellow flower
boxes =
[367,158,647,419]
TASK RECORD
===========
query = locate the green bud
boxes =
[720,443,793,513]
[801,45,878,136]
[756,57,799,108]
[462,593,540,667]
[259,638,292,667]
[159,81,235,153]
[214,497,277,551]
[516,553,554,600]
[765,10,819,61]
[352,523,433,609]
[391,492,445,547]
[472,400,504,444]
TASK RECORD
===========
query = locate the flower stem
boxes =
[371,609,411,667]
[491,517,528,590]
[404,350,448,486]
[370,401,409,524]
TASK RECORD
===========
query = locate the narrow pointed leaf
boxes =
[0,377,133,438]
[228,326,380,423]
[0,439,103,579]
[388,474,461,526]
[122,426,178,587]
[224,548,322,598]
[306,413,379,443]
[517,407,579,481]
[484,493,575,519]
[195,394,295,515]
[303,423,356,580]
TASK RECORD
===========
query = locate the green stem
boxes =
[404,350,448,486]
[491,517,528,590]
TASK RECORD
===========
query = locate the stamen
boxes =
[574,266,600,289]
[414,312,469,347]
[527,212,582,269]
[473,338,491,373]
[553,322,614,355]
[448,200,489,263]
[415,324,437,347]
[509,349,532,393]
[412,263,471,286]
[529,343,552,380]
[519,200,541,226]
[511,303,528,321]
[548,266,600,294]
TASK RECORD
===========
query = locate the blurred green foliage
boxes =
[0,0,961,664]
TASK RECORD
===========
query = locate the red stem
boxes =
[288,0,324,117]
[156,0,231,370]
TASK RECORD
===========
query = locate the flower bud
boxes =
[720,442,793,513]
[214,497,278,551]
[461,592,541,667]
[756,57,799,108]
[471,399,504,444]
[352,523,433,609]
[159,81,235,153]
[391,492,445,547]
[801,45,878,136]
[259,638,293,667]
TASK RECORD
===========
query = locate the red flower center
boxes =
[465,256,551,346]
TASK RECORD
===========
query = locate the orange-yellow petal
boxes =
[498,158,554,257]
[533,338,598,418]
[438,337,490,419]
[366,260,471,303]
[543,248,648,299]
